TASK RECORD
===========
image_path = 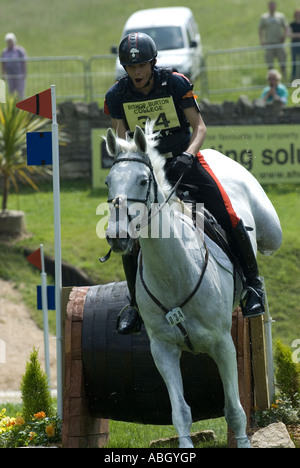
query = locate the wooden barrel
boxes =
[82,281,225,425]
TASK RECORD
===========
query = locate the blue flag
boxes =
[27,131,52,165]
[37,285,55,310]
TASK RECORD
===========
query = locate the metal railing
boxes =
[1,56,89,101]
[200,43,300,97]
[1,44,300,103]
[87,54,117,101]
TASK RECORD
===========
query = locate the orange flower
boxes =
[29,431,36,440]
[6,419,15,427]
[15,415,25,426]
[34,411,46,420]
[45,424,55,438]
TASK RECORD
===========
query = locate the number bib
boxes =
[123,96,180,133]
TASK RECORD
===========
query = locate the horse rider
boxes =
[104,32,265,334]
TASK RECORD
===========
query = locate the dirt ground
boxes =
[0,278,57,401]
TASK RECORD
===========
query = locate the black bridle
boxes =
[100,155,160,263]
[107,156,159,206]
[100,154,182,263]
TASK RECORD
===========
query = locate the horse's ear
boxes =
[106,128,119,158]
[134,126,147,154]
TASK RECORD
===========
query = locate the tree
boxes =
[0,93,51,211]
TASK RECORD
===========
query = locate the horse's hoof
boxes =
[179,436,194,448]
[236,436,251,448]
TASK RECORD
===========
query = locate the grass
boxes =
[1,0,298,57]
[105,417,227,448]
[1,0,299,104]
[0,179,124,332]
[257,184,300,345]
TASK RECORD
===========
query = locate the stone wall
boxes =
[199,95,300,126]
[56,98,300,181]
[57,101,110,181]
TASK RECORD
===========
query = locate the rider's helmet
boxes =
[118,32,157,67]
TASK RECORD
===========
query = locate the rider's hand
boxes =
[171,152,194,176]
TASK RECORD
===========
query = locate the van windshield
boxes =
[125,27,184,51]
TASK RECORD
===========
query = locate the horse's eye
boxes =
[140,178,148,187]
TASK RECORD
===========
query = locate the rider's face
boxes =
[126,62,153,91]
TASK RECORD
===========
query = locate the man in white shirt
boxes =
[258,1,289,79]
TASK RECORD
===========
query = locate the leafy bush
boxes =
[254,340,300,427]
[20,347,54,421]
[274,339,300,404]
[0,94,50,211]
[255,394,300,427]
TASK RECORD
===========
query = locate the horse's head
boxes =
[104,126,160,254]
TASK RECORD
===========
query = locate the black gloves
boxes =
[169,152,194,176]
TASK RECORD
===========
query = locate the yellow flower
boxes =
[45,424,55,438]
[34,411,46,420]
[29,431,36,440]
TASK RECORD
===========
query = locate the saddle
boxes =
[177,184,244,280]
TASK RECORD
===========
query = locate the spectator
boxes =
[260,69,288,105]
[258,1,289,79]
[1,33,27,99]
[289,9,300,80]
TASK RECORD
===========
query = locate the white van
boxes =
[112,7,203,82]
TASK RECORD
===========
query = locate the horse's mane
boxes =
[115,122,178,203]
[110,122,196,233]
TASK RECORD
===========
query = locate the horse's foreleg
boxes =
[150,340,194,448]
[212,334,251,448]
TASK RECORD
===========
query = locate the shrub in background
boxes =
[255,339,300,427]
[20,347,54,421]
[275,339,300,404]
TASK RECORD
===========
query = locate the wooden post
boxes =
[250,315,270,410]
[62,286,109,448]
[228,307,253,448]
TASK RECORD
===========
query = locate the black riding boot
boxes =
[117,253,142,335]
[232,219,265,318]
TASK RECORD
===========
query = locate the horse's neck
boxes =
[138,204,204,286]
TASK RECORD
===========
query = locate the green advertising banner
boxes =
[204,125,300,184]
[92,125,300,187]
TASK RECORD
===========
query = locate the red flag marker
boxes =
[16,88,52,119]
[27,248,42,270]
